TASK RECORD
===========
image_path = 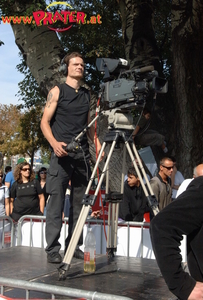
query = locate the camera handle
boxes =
[58,129,159,280]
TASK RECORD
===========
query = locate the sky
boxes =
[0,23,24,106]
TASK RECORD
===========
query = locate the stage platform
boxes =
[0,246,177,300]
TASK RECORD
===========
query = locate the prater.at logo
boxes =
[1,1,102,32]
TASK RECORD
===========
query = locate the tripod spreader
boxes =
[82,194,97,206]
[105,192,123,203]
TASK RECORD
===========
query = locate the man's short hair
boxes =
[159,157,173,168]
[127,166,138,177]
[5,166,12,173]
[64,52,84,67]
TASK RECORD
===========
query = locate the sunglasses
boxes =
[161,165,174,170]
[21,168,31,172]
[0,175,3,178]
[40,171,47,174]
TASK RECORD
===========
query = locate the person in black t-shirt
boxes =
[37,167,48,207]
[119,167,149,222]
[40,52,104,264]
[10,162,45,222]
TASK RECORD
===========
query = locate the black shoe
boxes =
[73,249,84,260]
[47,252,62,263]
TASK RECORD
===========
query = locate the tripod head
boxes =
[103,106,136,131]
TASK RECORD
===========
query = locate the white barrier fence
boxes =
[8,215,187,261]
[0,216,15,248]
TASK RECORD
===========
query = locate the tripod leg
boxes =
[107,202,119,258]
[131,143,154,196]
[131,142,159,215]
[124,140,159,216]
[58,205,91,280]
[58,140,117,280]
[58,142,106,280]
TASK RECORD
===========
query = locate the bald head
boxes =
[193,164,203,178]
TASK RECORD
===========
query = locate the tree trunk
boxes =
[117,0,167,165]
[2,0,66,94]
[11,24,66,95]
[118,0,161,71]
[172,0,203,177]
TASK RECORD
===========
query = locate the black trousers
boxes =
[45,152,89,255]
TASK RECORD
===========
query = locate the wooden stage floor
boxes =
[0,246,177,300]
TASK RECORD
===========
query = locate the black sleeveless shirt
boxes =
[50,83,90,155]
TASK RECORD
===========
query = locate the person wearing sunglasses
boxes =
[149,156,173,211]
[10,162,45,222]
[37,167,48,209]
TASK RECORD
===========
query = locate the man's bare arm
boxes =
[38,194,45,214]
[5,198,10,216]
[5,182,10,189]
[40,87,68,157]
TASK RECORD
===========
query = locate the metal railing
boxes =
[16,215,150,258]
[0,215,15,248]
[0,276,133,300]
[16,215,70,247]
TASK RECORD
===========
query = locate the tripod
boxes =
[58,126,159,280]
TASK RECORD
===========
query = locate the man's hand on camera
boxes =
[53,141,68,157]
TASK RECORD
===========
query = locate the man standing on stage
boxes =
[41,52,104,263]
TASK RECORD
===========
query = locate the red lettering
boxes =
[52,11,64,23]
[1,16,12,24]
[90,16,96,24]
[42,12,53,25]
[76,12,86,24]
[61,11,71,24]
[33,11,45,26]
[97,14,102,24]
[22,16,33,24]
[12,16,22,24]
[69,11,77,23]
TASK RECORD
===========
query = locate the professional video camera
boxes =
[96,58,168,110]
